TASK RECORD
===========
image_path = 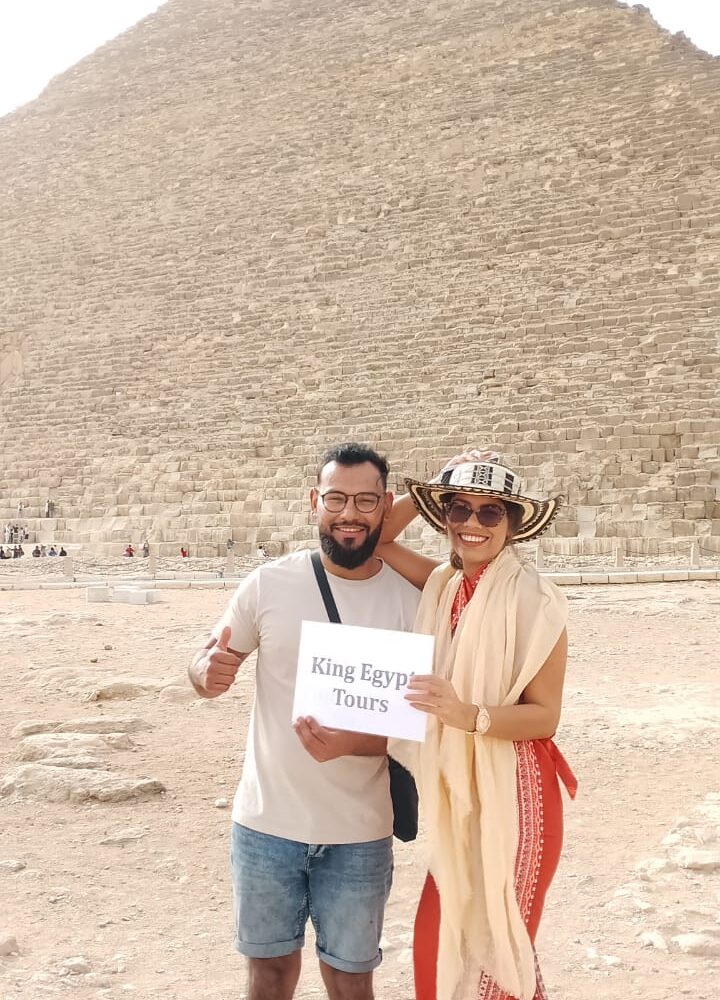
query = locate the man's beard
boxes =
[319,523,383,570]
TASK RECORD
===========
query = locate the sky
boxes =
[0,0,718,118]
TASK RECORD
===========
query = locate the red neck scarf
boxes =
[450,561,491,635]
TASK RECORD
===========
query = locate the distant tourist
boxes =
[47,545,58,556]
[180,546,189,558]
[32,545,41,558]
[58,546,67,557]
[124,544,135,557]
[0,546,6,559]
[142,540,150,558]
[44,499,55,518]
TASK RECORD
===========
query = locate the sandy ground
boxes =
[1,580,718,1000]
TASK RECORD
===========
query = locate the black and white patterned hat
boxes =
[404,461,563,543]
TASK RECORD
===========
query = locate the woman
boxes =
[378,453,576,1000]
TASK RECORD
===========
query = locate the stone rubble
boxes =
[608,792,720,960]
[3,716,164,806]
[0,764,166,804]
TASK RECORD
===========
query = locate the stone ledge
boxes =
[544,573,583,585]
[1,568,717,593]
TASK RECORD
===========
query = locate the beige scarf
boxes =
[390,546,567,1000]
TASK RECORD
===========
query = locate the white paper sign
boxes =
[292,620,433,742]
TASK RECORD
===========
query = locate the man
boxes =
[189,443,420,1000]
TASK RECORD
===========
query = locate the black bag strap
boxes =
[310,550,341,624]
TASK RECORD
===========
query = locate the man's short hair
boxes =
[317,442,389,489]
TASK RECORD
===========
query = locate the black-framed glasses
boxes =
[442,500,506,527]
[319,491,384,513]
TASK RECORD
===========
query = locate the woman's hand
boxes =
[405,675,477,731]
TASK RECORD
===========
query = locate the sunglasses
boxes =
[442,500,507,527]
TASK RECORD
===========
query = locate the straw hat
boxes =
[404,460,563,543]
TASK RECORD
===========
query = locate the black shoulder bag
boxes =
[309,550,419,842]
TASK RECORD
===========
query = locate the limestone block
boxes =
[546,573,582,585]
[83,678,166,701]
[686,486,714,502]
[671,521,694,537]
[675,471,702,487]
[87,587,113,603]
[0,764,165,803]
[112,589,161,605]
[575,438,599,453]
[661,503,684,519]
[671,933,720,957]
[11,716,152,739]
[0,935,19,957]
[17,732,132,761]
[639,931,668,952]
[615,522,646,538]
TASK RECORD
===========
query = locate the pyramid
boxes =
[0,0,718,556]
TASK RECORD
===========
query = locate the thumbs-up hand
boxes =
[189,625,244,697]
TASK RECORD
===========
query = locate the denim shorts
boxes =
[230,823,393,973]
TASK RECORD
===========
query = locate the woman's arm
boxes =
[377,484,440,590]
[377,540,440,591]
[379,491,419,544]
[405,629,568,741]
[378,450,489,589]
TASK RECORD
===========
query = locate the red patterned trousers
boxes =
[413,738,576,1000]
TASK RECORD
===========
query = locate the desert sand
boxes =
[1,579,718,1000]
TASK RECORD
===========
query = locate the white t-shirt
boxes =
[216,550,421,844]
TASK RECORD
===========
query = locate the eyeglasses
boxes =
[442,500,506,527]
[319,491,384,514]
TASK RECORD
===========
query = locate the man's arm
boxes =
[188,625,249,698]
[293,717,387,763]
